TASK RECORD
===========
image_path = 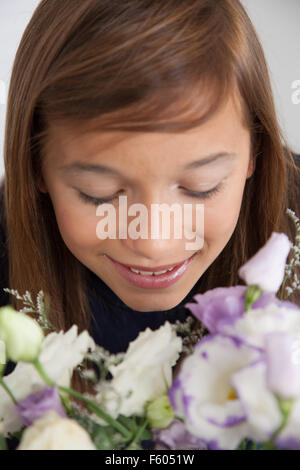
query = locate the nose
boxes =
[122,236,184,265]
[119,196,187,264]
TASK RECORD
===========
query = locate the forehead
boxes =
[43,91,248,167]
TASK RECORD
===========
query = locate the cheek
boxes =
[53,200,102,253]
[203,177,246,244]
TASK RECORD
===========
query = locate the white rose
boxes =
[96,321,182,418]
[17,410,96,450]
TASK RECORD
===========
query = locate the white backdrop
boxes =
[0,0,299,178]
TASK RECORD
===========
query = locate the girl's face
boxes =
[40,93,255,312]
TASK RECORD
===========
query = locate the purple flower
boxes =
[14,386,67,426]
[152,418,207,450]
[184,286,284,334]
[238,232,292,293]
[265,332,300,399]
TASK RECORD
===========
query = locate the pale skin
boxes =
[39,93,255,312]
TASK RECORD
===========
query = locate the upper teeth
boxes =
[129,267,174,275]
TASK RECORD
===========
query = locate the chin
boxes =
[121,293,185,313]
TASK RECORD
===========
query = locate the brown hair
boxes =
[1,0,300,394]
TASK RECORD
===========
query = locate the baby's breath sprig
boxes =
[280,209,300,300]
[2,288,58,332]
[171,315,209,355]
[84,345,126,381]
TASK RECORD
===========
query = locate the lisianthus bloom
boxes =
[152,418,207,450]
[17,410,97,450]
[231,343,300,449]
[0,306,44,362]
[264,332,300,399]
[0,325,95,437]
[221,302,300,349]
[238,232,292,293]
[95,322,182,418]
[14,386,67,426]
[184,286,287,334]
[169,334,263,449]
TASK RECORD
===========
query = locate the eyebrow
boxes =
[184,152,236,169]
[59,152,236,175]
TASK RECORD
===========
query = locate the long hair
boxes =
[2,0,300,393]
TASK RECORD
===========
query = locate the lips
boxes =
[105,252,197,289]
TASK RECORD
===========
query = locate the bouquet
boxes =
[0,208,299,450]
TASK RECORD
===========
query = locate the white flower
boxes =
[0,339,5,372]
[0,306,44,362]
[222,302,300,349]
[169,334,263,450]
[0,325,95,437]
[17,410,97,450]
[238,232,292,292]
[231,359,282,442]
[95,321,182,418]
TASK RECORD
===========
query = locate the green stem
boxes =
[262,398,293,449]
[0,431,8,450]
[58,385,131,439]
[0,376,18,405]
[33,358,55,386]
[130,418,149,446]
[32,358,131,440]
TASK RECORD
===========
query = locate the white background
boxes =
[0,0,299,178]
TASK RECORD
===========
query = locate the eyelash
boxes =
[78,183,224,206]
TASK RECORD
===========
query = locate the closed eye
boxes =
[181,182,224,199]
[78,182,224,206]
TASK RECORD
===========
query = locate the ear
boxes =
[246,155,256,179]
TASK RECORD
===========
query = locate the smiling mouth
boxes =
[104,252,197,276]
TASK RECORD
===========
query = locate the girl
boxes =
[0,0,300,400]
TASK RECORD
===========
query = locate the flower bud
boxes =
[0,306,44,363]
[238,232,292,293]
[244,285,263,311]
[146,395,174,429]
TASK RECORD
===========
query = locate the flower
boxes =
[231,335,300,449]
[0,306,44,362]
[0,325,95,437]
[185,286,284,334]
[146,395,174,429]
[230,359,282,442]
[264,332,300,399]
[238,232,292,293]
[95,322,182,418]
[16,410,97,450]
[152,418,207,450]
[221,302,300,349]
[169,334,263,449]
[14,386,67,426]
[0,339,5,375]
